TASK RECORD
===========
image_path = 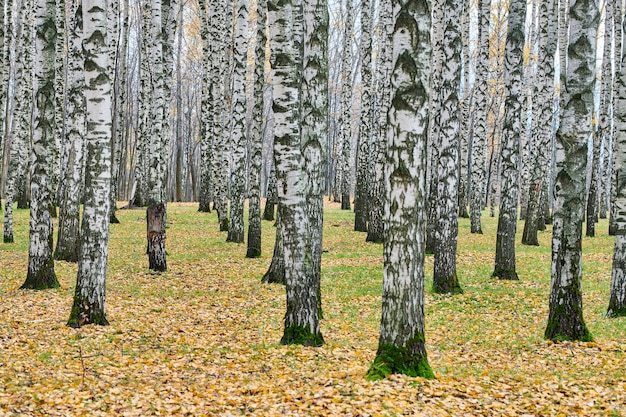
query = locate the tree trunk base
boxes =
[21,263,59,290]
[4,235,13,244]
[280,325,324,347]
[147,204,167,272]
[366,337,434,381]
[492,269,519,280]
[67,299,109,328]
[219,218,229,232]
[432,276,463,294]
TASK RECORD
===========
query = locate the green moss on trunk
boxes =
[606,306,626,318]
[432,276,463,295]
[491,269,519,280]
[21,259,59,290]
[281,325,324,347]
[219,217,229,232]
[366,336,435,381]
[67,299,109,328]
[544,301,593,342]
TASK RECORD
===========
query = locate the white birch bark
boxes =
[270,0,323,346]
[146,0,168,271]
[302,0,329,323]
[4,0,33,244]
[55,0,85,262]
[367,0,433,381]
[545,0,597,342]
[247,0,267,258]
[198,0,212,213]
[21,0,59,290]
[492,0,526,281]
[339,0,353,210]
[366,0,392,244]
[226,0,249,243]
[522,0,558,246]
[354,0,371,232]
[68,0,112,327]
[607,4,626,317]
[432,0,463,294]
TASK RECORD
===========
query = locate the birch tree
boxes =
[544,0,597,342]
[354,0,372,232]
[68,0,113,327]
[269,0,324,346]
[247,0,267,258]
[340,0,353,211]
[21,0,60,290]
[586,2,612,237]
[366,0,392,244]
[55,0,85,262]
[197,0,212,213]
[432,0,463,294]
[367,0,434,381]
[492,0,526,281]
[4,0,33,244]
[226,0,249,243]
[606,2,626,318]
[522,0,557,246]
[146,0,169,272]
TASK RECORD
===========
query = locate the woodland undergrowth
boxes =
[0,202,625,416]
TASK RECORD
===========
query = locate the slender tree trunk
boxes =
[339,0,353,211]
[226,0,249,243]
[198,0,212,213]
[262,206,285,284]
[55,0,85,262]
[492,0,526,281]
[68,0,112,327]
[545,0,597,342]
[367,0,433,381]
[212,0,232,232]
[366,0,391,244]
[425,2,444,255]
[607,7,626,318]
[22,0,60,290]
[522,0,557,246]
[145,0,169,272]
[432,0,463,295]
[4,0,33,244]
[247,0,267,258]
[469,0,491,234]
[608,0,622,235]
[269,0,323,346]
[353,0,371,232]
[263,160,277,221]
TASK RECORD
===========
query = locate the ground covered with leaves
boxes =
[0,202,625,416]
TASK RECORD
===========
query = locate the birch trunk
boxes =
[198,0,212,213]
[246,0,267,257]
[607,5,626,318]
[68,0,113,327]
[4,0,33,244]
[492,0,526,281]
[227,0,249,244]
[146,0,168,272]
[21,0,60,290]
[354,0,371,232]
[432,0,463,294]
[367,0,434,381]
[366,0,392,244]
[270,0,323,346]
[340,0,353,211]
[55,0,85,262]
[522,0,557,246]
[545,0,597,342]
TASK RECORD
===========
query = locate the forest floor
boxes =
[0,201,625,416]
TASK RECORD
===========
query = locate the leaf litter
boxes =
[0,202,625,416]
